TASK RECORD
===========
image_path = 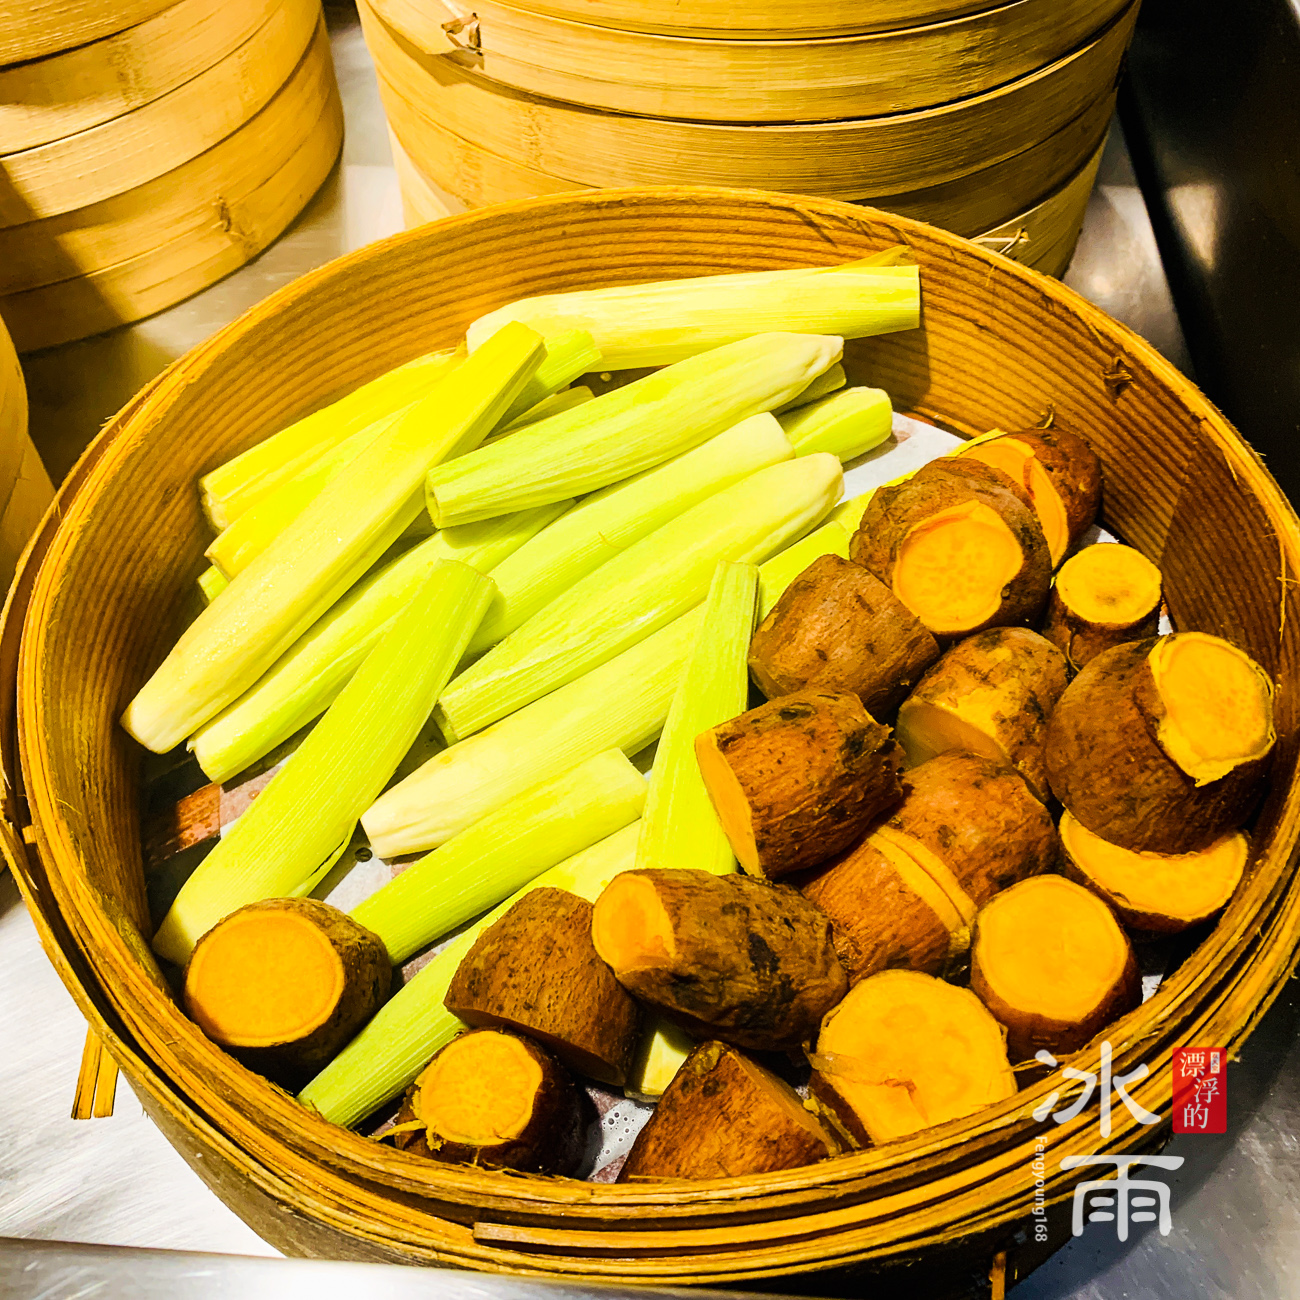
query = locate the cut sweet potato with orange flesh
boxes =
[619,1041,843,1181]
[956,428,1101,566]
[445,887,641,1086]
[592,869,847,1052]
[696,689,903,879]
[393,1029,585,1175]
[810,969,1016,1146]
[1060,811,1248,934]
[885,751,1059,906]
[1042,544,1162,670]
[970,875,1140,1062]
[802,831,969,984]
[852,458,1051,638]
[1046,635,1274,853]
[183,898,390,1089]
[895,628,1069,801]
[748,553,939,714]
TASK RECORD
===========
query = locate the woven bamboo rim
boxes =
[360,0,1136,197]
[8,187,1299,1283]
[0,320,53,590]
[385,85,1114,236]
[0,26,342,355]
[0,0,283,155]
[452,0,1029,39]
[0,0,173,66]
[0,0,319,230]
[377,0,1126,123]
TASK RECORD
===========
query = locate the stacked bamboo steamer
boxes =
[364,0,1136,276]
[0,319,53,590]
[0,0,344,353]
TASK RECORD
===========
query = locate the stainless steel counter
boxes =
[5,5,1295,1297]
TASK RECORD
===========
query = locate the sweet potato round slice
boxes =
[970,874,1140,1062]
[183,898,390,1089]
[393,1029,586,1175]
[591,868,847,1052]
[810,969,1017,1146]
[696,689,903,879]
[444,887,641,1086]
[884,751,1059,907]
[1045,633,1275,852]
[1060,810,1248,934]
[956,428,1101,566]
[1042,543,1162,670]
[747,553,939,714]
[895,627,1068,801]
[619,1041,842,1181]
[851,458,1051,637]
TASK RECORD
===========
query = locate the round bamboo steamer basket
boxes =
[0,0,284,155]
[0,24,342,354]
[7,187,1299,1285]
[360,0,1137,199]
[376,0,1127,123]
[0,0,173,66]
[0,319,53,591]
[0,0,320,229]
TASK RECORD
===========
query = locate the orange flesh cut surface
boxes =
[895,696,1010,774]
[184,910,344,1047]
[962,437,1071,566]
[417,1032,543,1144]
[892,501,1024,634]
[975,876,1129,1024]
[1149,633,1275,784]
[591,873,678,972]
[815,970,1015,1144]
[1055,543,1161,624]
[1061,811,1247,922]
[695,731,760,873]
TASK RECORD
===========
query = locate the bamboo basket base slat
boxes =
[8,187,1299,1283]
[372,0,1129,123]
[359,0,1136,198]
[0,26,343,353]
[0,0,320,229]
[0,0,173,66]
[0,0,284,155]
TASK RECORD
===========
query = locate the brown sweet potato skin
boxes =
[850,458,1052,636]
[444,888,641,1086]
[884,751,1059,906]
[393,1030,586,1175]
[619,1041,843,1181]
[184,898,391,1091]
[1041,585,1160,672]
[896,627,1069,801]
[748,553,939,714]
[1044,639,1270,853]
[801,837,954,983]
[1001,428,1102,555]
[700,689,903,879]
[599,869,848,1052]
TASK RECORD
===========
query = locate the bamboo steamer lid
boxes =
[360,0,1137,198]
[0,0,284,155]
[385,89,1114,238]
[0,320,52,590]
[0,0,173,66]
[378,0,1128,123]
[0,0,320,228]
[9,187,1299,1283]
[0,24,342,353]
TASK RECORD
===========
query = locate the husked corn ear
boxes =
[425,332,843,527]
[122,323,545,753]
[497,328,601,424]
[779,387,893,461]
[436,453,844,742]
[466,258,919,369]
[497,385,592,433]
[774,362,847,414]
[464,413,793,657]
